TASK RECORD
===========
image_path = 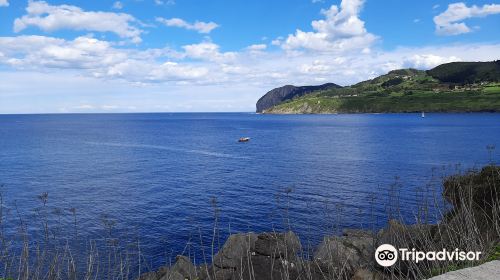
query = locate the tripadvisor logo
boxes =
[375,244,481,267]
[375,244,398,267]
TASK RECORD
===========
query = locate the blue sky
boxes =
[0,0,500,113]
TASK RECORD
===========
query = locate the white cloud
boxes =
[112,1,123,9]
[283,0,377,52]
[14,1,142,43]
[0,35,216,83]
[245,44,267,55]
[247,44,267,51]
[1,36,500,113]
[300,59,334,74]
[3,33,499,90]
[403,54,461,69]
[434,2,500,35]
[155,0,175,5]
[0,0,8,7]
[156,17,219,34]
[271,37,284,46]
[182,42,236,62]
[2,1,500,113]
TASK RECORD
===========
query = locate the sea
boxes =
[0,112,499,271]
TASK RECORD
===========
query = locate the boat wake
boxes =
[84,142,250,159]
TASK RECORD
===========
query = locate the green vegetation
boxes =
[427,61,500,84]
[264,61,500,113]
[486,244,500,261]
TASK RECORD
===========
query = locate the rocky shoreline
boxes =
[139,166,500,280]
[138,222,441,280]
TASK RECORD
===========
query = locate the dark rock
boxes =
[254,231,302,260]
[233,254,302,280]
[214,267,235,280]
[159,271,184,280]
[137,271,162,280]
[196,264,211,280]
[256,83,341,113]
[137,266,168,280]
[198,264,236,280]
[213,233,258,269]
[343,229,374,238]
[158,255,196,280]
[172,255,196,279]
[314,232,374,274]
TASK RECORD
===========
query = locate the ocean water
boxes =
[0,113,499,268]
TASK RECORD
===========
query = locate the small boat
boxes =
[238,137,250,142]
[421,112,425,118]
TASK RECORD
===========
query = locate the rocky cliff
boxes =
[256,83,341,113]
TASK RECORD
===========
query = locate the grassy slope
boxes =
[265,66,500,114]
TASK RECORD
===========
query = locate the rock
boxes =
[159,255,196,280]
[214,268,235,280]
[198,265,236,280]
[213,233,258,269]
[343,229,374,238]
[137,271,162,280]
[159,271,184,280]
[232,254,302,280]
[314,232,374,274]
[137,266,168,280]
[256,83,341,113]
[351,268,384,280]
[254,231,302,260]
[196,264,211,280]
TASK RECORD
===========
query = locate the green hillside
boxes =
[263,61,500,114]
[427,61,500,84]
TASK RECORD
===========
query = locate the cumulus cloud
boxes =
[3,1,500,113]
[0,0,9,7]
[300,59,334,75]
[434,2,500,35]
[2,33,500,90]
[2,34,500,113]
[14,1,142,43]
[283,0,377,52]
[6,0,490,90]
[245,44,267,54]
[403,54,461,69]
[182,42,236,62]
[156,17,219,34]
[0,35,126,69]
[0,35,215,83]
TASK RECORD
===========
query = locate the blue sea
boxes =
[0,113,499,269]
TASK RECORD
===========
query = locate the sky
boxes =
[0,0,500,113]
